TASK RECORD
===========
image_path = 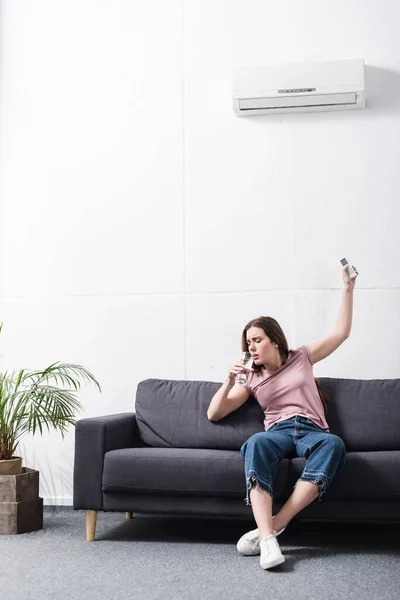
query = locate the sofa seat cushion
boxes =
[289,451,400,500]
[102,447,290,499]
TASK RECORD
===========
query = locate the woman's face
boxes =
[245,326,275,365]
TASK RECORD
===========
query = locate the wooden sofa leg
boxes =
[126,512,132,519]
[86,510,97,541]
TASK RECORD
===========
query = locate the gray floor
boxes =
[1,507,399,600]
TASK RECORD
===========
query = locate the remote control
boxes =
[340,257,357,279]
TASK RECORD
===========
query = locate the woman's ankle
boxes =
[272,513,289,532]
[259,528,274,539]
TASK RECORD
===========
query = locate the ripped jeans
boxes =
[239,415,346,505]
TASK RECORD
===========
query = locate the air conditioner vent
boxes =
[238,92,357,112]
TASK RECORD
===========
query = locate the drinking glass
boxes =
[236,351,253,386]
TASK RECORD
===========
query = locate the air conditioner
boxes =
[232,59,365,117]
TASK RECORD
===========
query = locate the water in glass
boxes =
[236,352,253,386]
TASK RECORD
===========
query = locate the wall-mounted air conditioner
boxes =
[232,59,365,117]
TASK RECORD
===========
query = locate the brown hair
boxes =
[241,316,329,418]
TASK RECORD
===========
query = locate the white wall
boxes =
[1,0,399,504]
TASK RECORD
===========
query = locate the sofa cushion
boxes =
[135,377,400,452]
[102,447,290,499]
[319,378,400,451]
[135,379,264,450]
[289,451,400,500]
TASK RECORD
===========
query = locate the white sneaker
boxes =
[236,528,261,556]
[236,518,286,556]
[259,535,285,569]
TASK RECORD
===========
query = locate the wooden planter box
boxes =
[0,467,43,534]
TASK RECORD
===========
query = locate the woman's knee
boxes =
[241,432,262,453]
[324,434,347,465]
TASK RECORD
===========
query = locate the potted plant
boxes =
[0,323,101,533]
[0,324,101,475]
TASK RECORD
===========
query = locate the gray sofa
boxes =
[73,377,400,541]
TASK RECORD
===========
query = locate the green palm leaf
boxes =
[0,354,101,460]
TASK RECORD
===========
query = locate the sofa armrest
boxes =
[73,412,137,511]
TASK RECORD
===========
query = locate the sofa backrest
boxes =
[318,377,400,451]
[135,379,264,450]
[135,377,400,451]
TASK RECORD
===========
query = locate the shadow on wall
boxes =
[364,65,400,113]
[20,440,74,505]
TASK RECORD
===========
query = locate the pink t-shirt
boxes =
[244,345,330,432]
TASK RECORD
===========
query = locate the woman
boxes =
[207,264,359,570]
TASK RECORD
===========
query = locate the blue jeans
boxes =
[240,415,347,505]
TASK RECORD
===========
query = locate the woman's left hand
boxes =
[343,264,359,289]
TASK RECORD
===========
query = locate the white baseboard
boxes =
[43,497,73,506]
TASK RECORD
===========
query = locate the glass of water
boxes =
[236,352,253,386]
